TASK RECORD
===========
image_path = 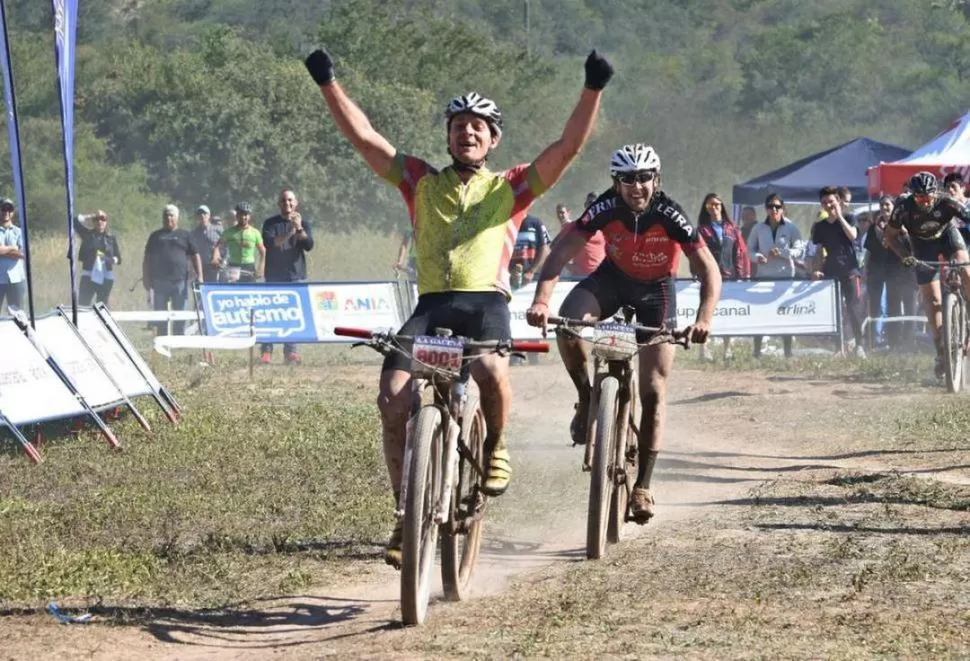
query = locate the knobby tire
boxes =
[401,406,442,626]
[608,375,636,544]
[440,393,487,601]
[587,376,619,560]
[943,291,965,393]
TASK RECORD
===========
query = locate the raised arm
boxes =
[532,51,613,189]
[305,49,397,179]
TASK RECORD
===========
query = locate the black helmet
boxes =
[234,201,252,214]
[908,171,938,196]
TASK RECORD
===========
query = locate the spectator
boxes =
[865,195,916,350]
[218,202,265,283]
[0,198,26,315]
[509,214,551,290]
[695,193,750,361]
[393,227,416,277]
[747,193,801,358]
[190,205,223,284]
[261,187,314,365]
[811,185,866,358]
[552,202,605,277]
[944,172,970,244]
[142,204,203,336]
[739,205,758,245]
[74,210,121,307]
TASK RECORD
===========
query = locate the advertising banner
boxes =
[506,279,840,338]
[199,282,404,343]
[35,315,126,409]
[675,279,839,336]
[0,320,85,425]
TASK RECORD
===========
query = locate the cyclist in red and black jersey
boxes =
[884,171,970,378]
[526,144,721,523]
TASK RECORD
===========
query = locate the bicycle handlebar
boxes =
[910,259,970,272]
[333,327,550,353]
[545,315,691,349]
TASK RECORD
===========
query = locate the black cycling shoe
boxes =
[570,402,589,445]
[935,354,946,380]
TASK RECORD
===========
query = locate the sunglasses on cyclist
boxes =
[616,171,656,186]
[765,204,783,211]
[914,193,934,204]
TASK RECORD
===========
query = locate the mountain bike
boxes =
[546,309,689,559]
[913,258,970,393]
[333,325,548,625]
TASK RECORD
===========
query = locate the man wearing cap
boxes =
[0,198,26,315]
[190,204,223,284]
[260,188,314,364]
[217,202,265,283]
[74,209,122,306]
[142,204,203,335]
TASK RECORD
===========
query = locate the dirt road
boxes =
[5,363,969,660]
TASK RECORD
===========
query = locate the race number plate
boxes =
[591,322,639,361]
[226,266,242,283]
[411,335,464,377]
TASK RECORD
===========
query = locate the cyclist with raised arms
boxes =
[304,46,613,566]
[884,171,970,379]
[526,144,721,523]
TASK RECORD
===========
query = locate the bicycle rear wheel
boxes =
[440,392,486,601]
[587,376,619,560]
[401,405,443,626]
[942,291,965,393]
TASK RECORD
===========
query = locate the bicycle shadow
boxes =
[81,594,400,651]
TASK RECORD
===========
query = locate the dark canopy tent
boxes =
[731,137,911,208]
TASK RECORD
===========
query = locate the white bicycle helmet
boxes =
[610,143,661,177]
[444,92,503,137]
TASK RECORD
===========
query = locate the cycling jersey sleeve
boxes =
[657,198,702,253]
[506,163,548,219]
[939,195,970,223]
[383,154,437,226]
[888,203,907,230]
[575,189,616,233]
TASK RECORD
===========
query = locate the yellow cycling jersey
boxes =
[384,154,547,296]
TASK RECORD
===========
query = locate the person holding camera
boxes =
[75,209,122,306]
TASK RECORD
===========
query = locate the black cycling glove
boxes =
[584,50,614,91]
[305,48,336,86]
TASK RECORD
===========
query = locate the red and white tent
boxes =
[867,109,970,196]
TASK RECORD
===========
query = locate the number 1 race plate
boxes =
[591,322,639,361]
[412,335,465,377]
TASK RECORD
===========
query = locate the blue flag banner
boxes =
[0,0,34,321]
[52,0,79,321]
[0,5,23,217]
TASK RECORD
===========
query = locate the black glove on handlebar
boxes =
[305,48,336,86]
[584,50,614,90]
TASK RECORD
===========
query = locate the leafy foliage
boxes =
[0,0,969,236]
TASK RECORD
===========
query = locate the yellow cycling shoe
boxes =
[482,447,512,497]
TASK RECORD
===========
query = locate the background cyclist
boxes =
[526,144,721,524]
[884,171,970,378]
[304,45,613,566]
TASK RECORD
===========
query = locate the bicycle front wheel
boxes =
[608,374,636,544]
[942,291,965,393]
[587,376,619,560]
[401,405,443,626]
[440,392,486,601]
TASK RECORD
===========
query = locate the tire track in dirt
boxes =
[6,364,960,660]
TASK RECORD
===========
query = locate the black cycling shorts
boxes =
[382,291,512,373]
[912,223,967,285]
[559,262,677,330]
